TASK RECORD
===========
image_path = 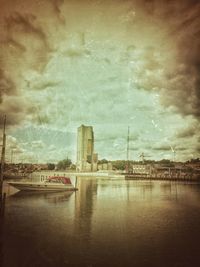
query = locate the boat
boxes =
[7,176,78,192]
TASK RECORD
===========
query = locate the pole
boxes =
[75,176,78,190]
[10,150,12,163]
[126,126,130,173]
[0,115,6,216]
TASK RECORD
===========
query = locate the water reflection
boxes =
[10,190,74,203]
[72,178,98,264]
[1,178,200,267]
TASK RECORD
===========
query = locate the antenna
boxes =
[126,126,130,162]
[126,126,130,173]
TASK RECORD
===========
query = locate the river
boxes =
[1,178,200,267]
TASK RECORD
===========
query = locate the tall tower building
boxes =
[77,125,97,171]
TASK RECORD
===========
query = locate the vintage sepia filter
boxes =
[0,1,200,267]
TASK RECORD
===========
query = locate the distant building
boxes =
[98,162,113,171]
[76,125,98,172]
[132,163,153,176]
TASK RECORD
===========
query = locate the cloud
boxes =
[6,136,18,149]
[196,144,200,153]
[49,0,65,23]
[115,1,200,121]
[153,145,171,151]
[176,124,197,138]
[151,142,193,157]
[0,96,30,127]
[0,69,17,102]
[31,81,61,91]
[96,136,118,142]
[1,10,52,73]
[0,0,199,162]
[1,38,26,53]
[0,9,54,128]
[31,140,45,149]
[5,12,47,43]
[48,144,56,151]
[133,0,200,120]
[2,12,51,72]
[4,135,27,162]
[12,147,24,154]
[62,48,91,59]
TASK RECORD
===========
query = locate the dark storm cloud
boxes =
[0,97,28,127]
[168,3,200,118]
[0,7,54,127]
[176,124,197,139]
[49,0,65,22]
[50,0,64,13]
[5,12,48,48]
[134,0,200,120]
[139,0,200,17]
[1,11,53,73]
[0,69,16,102]
[1,38,26,52]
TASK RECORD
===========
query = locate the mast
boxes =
[126,126,130,173]
[0,115,6,205]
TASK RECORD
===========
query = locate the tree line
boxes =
[47,158,200,171]
[47,158,75,170]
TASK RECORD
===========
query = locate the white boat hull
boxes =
[8,182,76,192]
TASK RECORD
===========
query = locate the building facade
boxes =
[76,125,98,172]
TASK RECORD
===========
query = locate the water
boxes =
[1,178,200,267]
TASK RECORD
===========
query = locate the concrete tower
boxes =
[76,125,97,172]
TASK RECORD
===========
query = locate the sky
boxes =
[0,0,200,163]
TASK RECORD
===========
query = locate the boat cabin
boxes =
[47,176,72,185]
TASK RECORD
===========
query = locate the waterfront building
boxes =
[132,163,153,177]
[76,125,98,172]
[98,162,113,171]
